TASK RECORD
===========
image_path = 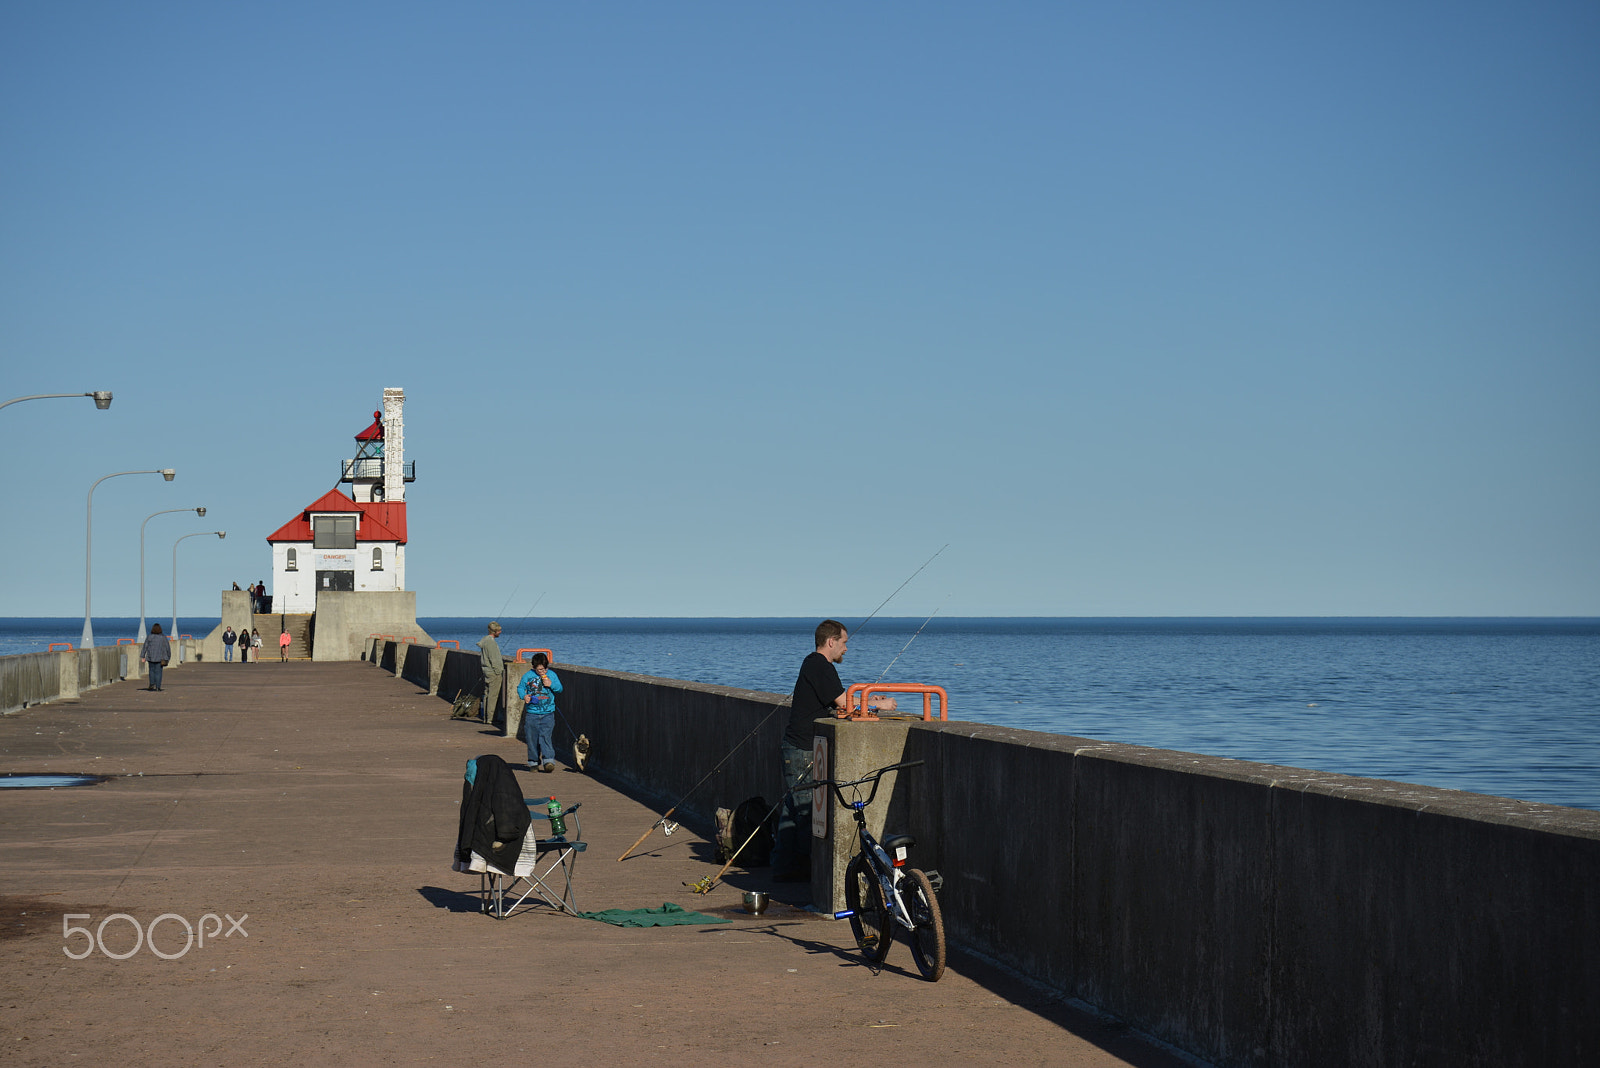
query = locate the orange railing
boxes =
[515,648,555,663]
[436,640,460,650]
[402,636,417,643]
[841,683,949,722]
[116,638,136,646]
[48,643,73,652]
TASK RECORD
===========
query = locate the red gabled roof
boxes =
[362,501,408,542]
[355,411,384,442]
[266,489,407,544]
[302,489,363,514]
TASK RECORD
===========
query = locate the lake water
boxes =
[6,616,1597,812]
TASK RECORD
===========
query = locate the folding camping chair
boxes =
[457,797,586,919]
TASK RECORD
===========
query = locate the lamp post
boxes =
[139,507,206,643]
[84,468,176,648]
[0,391,113,413]
[174,531,226,647]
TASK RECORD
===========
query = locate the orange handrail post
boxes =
[48,643,73,652]
[841,683,949,722]
[402,636,417,643]
[436,640,460,650]
[515,648,554,663]
[115,637,136,646]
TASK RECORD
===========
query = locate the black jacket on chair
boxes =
[455,754,531,874]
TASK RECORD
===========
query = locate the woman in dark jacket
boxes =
[141,624,172,691]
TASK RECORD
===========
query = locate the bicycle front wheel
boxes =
[905,868,945,982]
[845,854,891,963]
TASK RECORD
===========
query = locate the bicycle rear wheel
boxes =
[905,868,945,982]
[845,854,891,963]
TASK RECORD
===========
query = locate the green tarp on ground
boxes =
[576,902,730,927]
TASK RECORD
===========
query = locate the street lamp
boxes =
[0,391,113,413]
[174,531,226,646]
[83,468,176,648]
[138,507,206,642]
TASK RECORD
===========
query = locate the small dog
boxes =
[573,733,592,773]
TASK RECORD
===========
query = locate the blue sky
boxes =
[2,2,1596,620]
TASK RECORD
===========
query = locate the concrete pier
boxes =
[392,645,1599,1068]
[0,661,1187,1068]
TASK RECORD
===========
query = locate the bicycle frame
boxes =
[828,762,929,919]
[841,791,917,931]
[822,759,945,981]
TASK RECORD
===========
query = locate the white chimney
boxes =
[382,387,405,503]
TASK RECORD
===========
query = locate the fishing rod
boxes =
[870,598,947,687]
[514,591,547,631]
[854,544,947,635]
[617,547,949,863]
[686,757,815,895]
[496,583,521,620]
[618,710,777,861]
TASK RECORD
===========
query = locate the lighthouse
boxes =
[200,389,428,662]
[265,388,415,612]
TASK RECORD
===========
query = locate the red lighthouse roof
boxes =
[266,489,407,544]
[355,411,384,442]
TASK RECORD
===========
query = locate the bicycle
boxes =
[825,759,946,982]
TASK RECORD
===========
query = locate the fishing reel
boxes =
[661,820,679,836]
[683,875,716,895]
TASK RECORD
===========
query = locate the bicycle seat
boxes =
[882,834,916,853]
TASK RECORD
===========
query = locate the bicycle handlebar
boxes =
[819,759,924,810]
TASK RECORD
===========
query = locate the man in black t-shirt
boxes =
[772,620,851,882]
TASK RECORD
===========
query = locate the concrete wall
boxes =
[310,590,430,661]
[549,663,791,824]
[812,718,1600,1068]
[378,659,1599,1068]
[198,590,254,662]
[371,649,792,818]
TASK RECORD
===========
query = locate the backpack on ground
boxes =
[449,690,480,720]
[722,795,774,867]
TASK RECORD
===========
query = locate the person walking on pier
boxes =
[222,626,237,662]
[517,652,563,772]
[141,624,171,692]
[772,620,894,883]
[478,622,505,727]
[279,628,292,662]
[251,628,263,663]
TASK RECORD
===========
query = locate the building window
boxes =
[312,515,356,549]
[372,547,384,571]
[286,548,298,572]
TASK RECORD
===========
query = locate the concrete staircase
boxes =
[248,613,314,659]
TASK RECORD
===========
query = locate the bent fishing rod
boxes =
[616,545,948,863]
